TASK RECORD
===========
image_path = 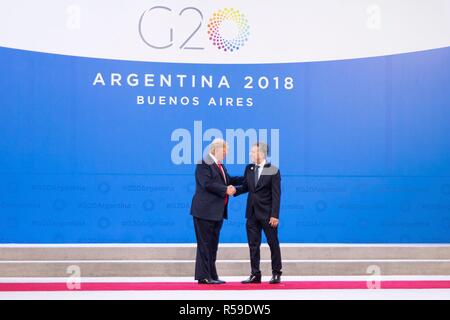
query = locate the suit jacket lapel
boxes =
[249,164,257,190]
[205,155,226,184]
[255,167,263,189]
[255,163,270,189]
[213,161,227,184]
[219,163,228,184]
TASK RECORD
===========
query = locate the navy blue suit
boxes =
[190,154,242,280]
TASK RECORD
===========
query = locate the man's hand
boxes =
[226,185,236,196]
[269,217,279,228]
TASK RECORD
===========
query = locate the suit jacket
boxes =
[190,155,243,221]
[235,163,281,220]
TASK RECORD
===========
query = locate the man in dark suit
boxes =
[190,138,242,284]
[235,142,282,284]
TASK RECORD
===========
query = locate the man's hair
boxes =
[209,138,228,154]
[252,142,269,158]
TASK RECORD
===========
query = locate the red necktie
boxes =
[217,162,228,205]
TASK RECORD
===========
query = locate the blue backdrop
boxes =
[1,45,449,243]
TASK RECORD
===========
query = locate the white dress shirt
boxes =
[255,159,266,181]
[209,153,227,183]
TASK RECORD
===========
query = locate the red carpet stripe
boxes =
[1,281,450,291]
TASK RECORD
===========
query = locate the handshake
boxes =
[226,185,237,196]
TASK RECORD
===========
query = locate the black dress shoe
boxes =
[241,274,262,284]
[269,274,281,284]
[212,279,226,284]
[198,279,215,284]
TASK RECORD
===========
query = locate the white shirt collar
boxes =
[208,153,220,164]
[255,159,266,168]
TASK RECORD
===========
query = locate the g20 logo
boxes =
[138,6,250,52]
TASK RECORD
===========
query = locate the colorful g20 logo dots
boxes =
[207,8,250,52]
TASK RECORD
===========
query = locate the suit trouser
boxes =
[193,216,223,280]
[246,212,282,276]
